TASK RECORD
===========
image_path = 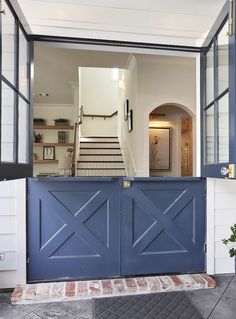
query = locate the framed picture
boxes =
[124,99,129,121]
[58,131,67,143]
[43,146,55,160]
[128,109,133,132]
[149,127,171,171]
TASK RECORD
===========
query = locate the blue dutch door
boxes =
[201,0,236,178]
[27,177,205,282]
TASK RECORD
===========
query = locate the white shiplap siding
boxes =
[207,178,236,275]
[0,179,26,288]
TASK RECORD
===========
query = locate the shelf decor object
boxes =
[43,146,55,160]
[34,132,43,143]
[58,156,72,176]
[58,131,67,143]
[54,118,69,126]
[33,118,46,125]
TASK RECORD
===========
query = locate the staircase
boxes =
[76,137,126,176]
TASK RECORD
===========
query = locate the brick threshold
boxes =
[11,273,215,305]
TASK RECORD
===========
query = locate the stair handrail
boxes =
[71,122,78,177]
[81,107,118,120]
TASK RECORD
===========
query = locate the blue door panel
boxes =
[27,178,205,282]
[121,179,205,275]
[27,179,121,282]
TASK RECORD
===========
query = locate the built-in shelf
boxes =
[34,143,74,147]
[33,160,58,164]
[33,125,74,130]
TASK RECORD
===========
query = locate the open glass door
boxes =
[0,0,32,180]
[202,0,236,178]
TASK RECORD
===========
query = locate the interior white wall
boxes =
[207,178,236,275]
[118,56,137,176]
[0,179,26,289]
[80,67,119,137]
[119,55,196,177]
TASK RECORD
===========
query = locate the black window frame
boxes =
[0,0,32,180]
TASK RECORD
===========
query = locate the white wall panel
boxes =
[0,252,17,271]
[0,198,16,215]
[0,179,26,288]
[215,210,236,226]
[0,216,16,234]
[207,178,236,275]
[0,235,16,251]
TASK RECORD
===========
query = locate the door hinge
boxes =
[27,257,30,264]
[227,0,234,36]
[204,243,207,253]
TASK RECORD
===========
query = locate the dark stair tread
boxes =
[76,167,125,170]
[82,136,118,138]
[78,161,124,163]
[79,154,122,156]
[80,141,119,144]
[80,147,120,150]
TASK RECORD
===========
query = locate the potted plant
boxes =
[222,224,236,272]
[54,118,69,126]
[33,118,46,125]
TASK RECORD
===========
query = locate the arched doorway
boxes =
[149,104,194,177]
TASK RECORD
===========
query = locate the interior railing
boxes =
[71,106,118,176]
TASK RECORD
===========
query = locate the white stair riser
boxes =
[77,163,124,169]
[76,169,126,177]
[80,138,118,143]
[79,155,123,162]
[80,143,120,149]
[80,149,122,155]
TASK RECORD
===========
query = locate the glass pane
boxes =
[218,21,229,95]
[205,106,214,164]
[19,29,29,98]
[18,98,29,163]
[1,82,15,162]
[218,93,229,163]
[1,0,16,84]
[206,45,214,105]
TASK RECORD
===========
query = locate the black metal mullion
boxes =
[202,52,207,166]
[214,38,219,165]
[14,18,19,163]
[27,41,33,165]
[0,0,2,162]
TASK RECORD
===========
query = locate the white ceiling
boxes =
[17,0,226,46]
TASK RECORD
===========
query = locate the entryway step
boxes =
[76,169,126,176]
[80,149,122,155]
[81,137,118,143]
[11,273,215,305]
[80,143,120,149]
[78,155,123,161]
[77,163,124,169]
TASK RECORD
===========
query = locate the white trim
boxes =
[206,178,215,275]
[15,179,27,285]
[195,55,201,177]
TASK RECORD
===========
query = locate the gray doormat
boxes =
[93,292,203,319]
